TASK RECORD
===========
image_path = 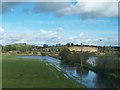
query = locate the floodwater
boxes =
[17,56,120,88]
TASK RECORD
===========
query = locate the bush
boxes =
[59,48,93,66]
[33,50,38,55]
[59,48,71,60]
[41,52,46,56]
[94,56,120,78]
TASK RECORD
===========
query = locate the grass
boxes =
[0,53,2,89]
[2,54,84,88]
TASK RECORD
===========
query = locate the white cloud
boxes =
[76,0,119,2]
[55,27,64,32]
[0,27,4,44]
[39,29,61,39]
[79,32,85,37]
[2,1,118,19]
[0,27,5,44]
[0,27,4,34]
[20,1,118,19]
[1,28,63,45]
[1,27,118,46]
[57,1,118,19]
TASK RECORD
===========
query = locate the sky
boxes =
[0,0,119,46]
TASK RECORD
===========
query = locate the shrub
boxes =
[94,55,120,78]
[59,48,93,66]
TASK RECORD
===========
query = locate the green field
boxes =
[2,55,84,88]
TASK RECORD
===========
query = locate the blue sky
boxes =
[0,1,118,46]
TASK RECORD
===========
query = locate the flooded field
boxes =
[17,56,120,88]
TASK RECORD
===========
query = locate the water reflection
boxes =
[60,65,78,77]
[95,74,120,88]
[77,67,89,76]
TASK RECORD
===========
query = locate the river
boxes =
[17,56,120,88]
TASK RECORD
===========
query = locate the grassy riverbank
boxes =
[2,54,85,88]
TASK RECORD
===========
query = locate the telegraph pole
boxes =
[81,43,83,68]
[81,43,83,83]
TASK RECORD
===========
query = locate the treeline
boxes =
[1,43,67,55]
[1,43,74,52]
[2,43,119,52]
[2,43,33,53]
[98,46,120,53]
[1,43,119,55]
